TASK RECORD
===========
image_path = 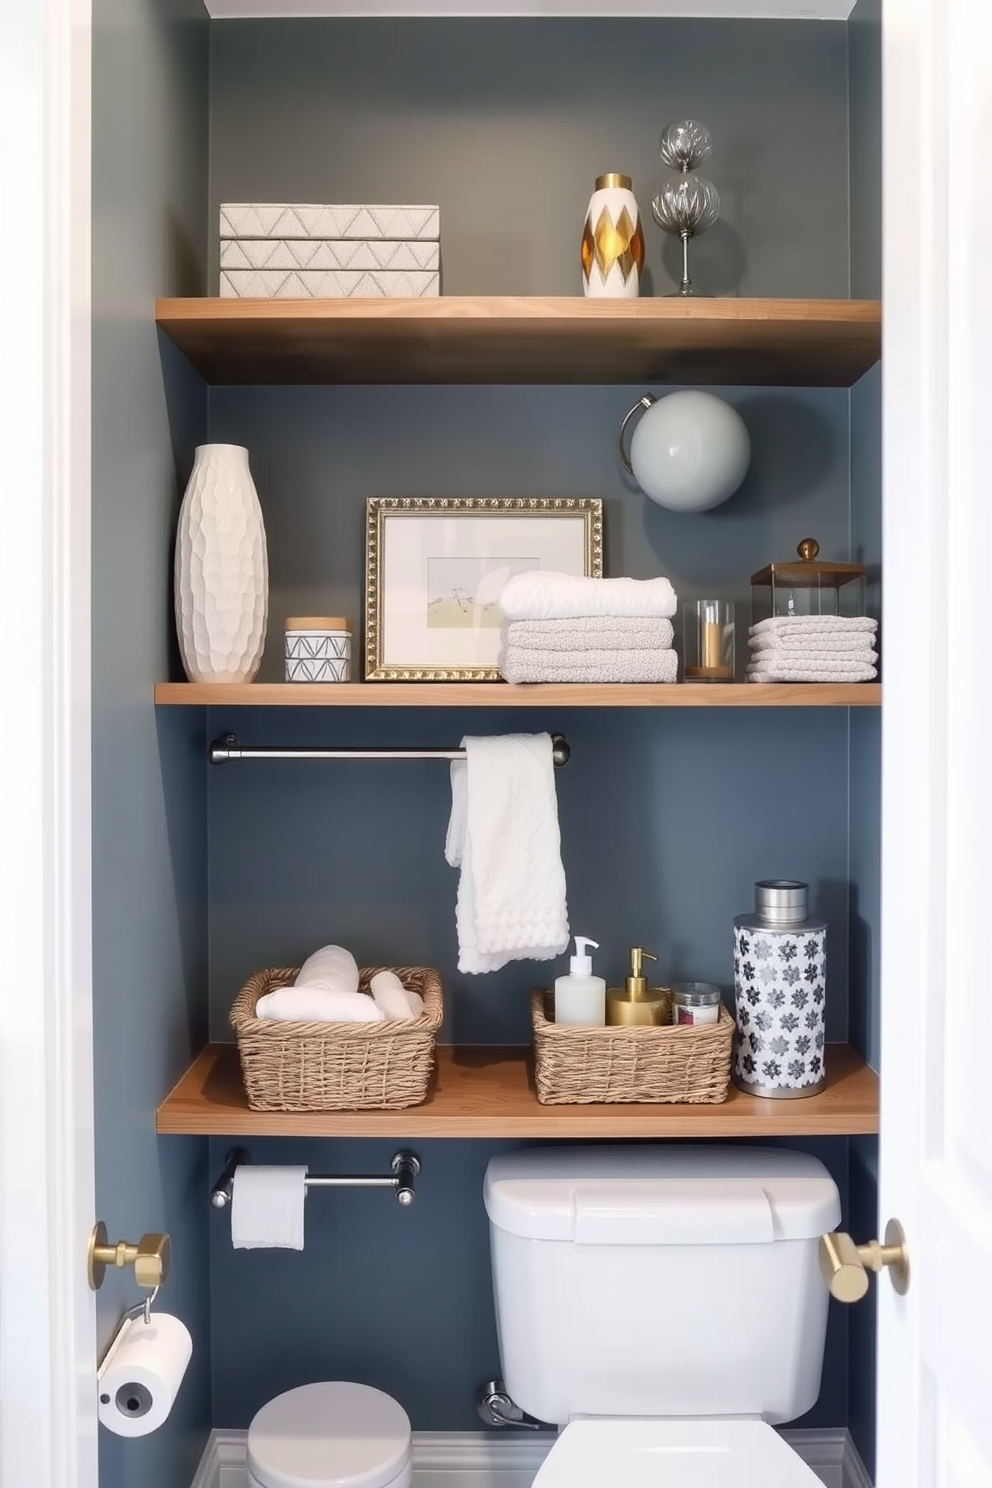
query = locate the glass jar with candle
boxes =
[683,598,735,681]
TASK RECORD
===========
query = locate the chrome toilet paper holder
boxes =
[209,1147,422,1209]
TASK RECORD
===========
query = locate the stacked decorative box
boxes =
[219,204,440,298]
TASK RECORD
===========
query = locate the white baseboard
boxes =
[191,1425,874,1488]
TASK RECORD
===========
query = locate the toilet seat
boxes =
[533,1418,824,1488]
[246,1382,412,1488]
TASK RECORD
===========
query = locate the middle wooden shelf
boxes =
[154,681,881,708]
[157,1042,879,1139]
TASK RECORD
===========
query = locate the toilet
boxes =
[246,1381,412,1488]
[485,1145,842,1487]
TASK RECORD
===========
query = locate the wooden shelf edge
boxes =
[156,295,882,325]
[157,1042,879,1139]
[154,295,880,387]
[154,681,881,708]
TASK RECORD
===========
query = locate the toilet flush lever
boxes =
[476,1380,546,1431]
[819,1219,910,1302]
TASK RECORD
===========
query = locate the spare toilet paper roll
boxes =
[98,1313,192,1438]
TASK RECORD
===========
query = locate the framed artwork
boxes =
[364,497,604,680]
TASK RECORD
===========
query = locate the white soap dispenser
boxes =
[554,937,606,1026]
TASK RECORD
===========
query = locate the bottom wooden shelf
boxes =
[156,1042,878,1138]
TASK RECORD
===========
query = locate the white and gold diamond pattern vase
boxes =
[581,173,645,298]
[284,618,352,683]
[174,444,268,683]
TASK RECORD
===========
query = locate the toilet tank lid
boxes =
[484,1146,840,1244]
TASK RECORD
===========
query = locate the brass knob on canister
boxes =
[819,1219,911,1303]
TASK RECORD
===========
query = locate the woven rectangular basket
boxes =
[230,965,443,1112]
[531,990,734,1104]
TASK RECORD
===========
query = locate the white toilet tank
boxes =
[485,1146,840,1429]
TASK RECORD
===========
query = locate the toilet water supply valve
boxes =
[476,1380,546,1431]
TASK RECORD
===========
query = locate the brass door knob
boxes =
[819,1219,910,1302]
[88,1222,171,1292]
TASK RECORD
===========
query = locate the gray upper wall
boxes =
[208,18,851,297]
[848,0,882,299]
[92,0,210,1483]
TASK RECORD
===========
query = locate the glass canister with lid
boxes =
[733,880,826,1098]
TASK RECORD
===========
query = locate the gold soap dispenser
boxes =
[606,947,671,1027]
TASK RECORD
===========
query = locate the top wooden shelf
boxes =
[155,296,882,387]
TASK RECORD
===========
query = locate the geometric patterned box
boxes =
[220,239,440,272]
[220,204,440,241]
[219,268,440,299]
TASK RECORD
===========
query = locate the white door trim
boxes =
[0,0,96,1485]
[191,1427,871,1488]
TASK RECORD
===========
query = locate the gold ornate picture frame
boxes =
[365,497,604,681]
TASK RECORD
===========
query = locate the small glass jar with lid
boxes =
[750,538,866,625]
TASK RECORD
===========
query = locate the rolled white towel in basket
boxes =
[370,970,424,1020]
[499,571,677,622]
[294,943,360,993]
[255,986,385,1022]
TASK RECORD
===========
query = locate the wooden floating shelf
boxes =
[157,1042,878,1138]
[155,296,881,387]
[154,681,880,708]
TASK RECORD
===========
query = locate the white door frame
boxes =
[7,2,976,1486]
[878,2,992,1484]
[0,0,97,1485]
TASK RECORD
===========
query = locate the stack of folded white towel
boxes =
[255,944,423,1023]
[498,571,679,684]
[747,616,879,683]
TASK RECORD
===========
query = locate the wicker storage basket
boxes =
[531,990,733,1104]
[231,965,443,1112]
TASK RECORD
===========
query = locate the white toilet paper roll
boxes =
[98,1313,193,1437]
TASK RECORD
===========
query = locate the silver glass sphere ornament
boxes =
[652,119,720,297]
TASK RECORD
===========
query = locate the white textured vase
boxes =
[581,172,645,298]
[175,444,268,683]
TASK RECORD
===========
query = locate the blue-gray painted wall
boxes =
[87,10,881,1465]
[92,0,211,1483]
[847,0,882,1474]
[200,13,875,1442]
[208,1135,851,1431]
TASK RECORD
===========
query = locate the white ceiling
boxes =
[206,0,856,21]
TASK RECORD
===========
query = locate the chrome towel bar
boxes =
[210,1147,421,1209]
[209,731,570,767]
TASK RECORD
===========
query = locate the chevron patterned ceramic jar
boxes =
[284,617,352,683]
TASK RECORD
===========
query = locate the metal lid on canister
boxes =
[284,616,351,631]
[754,879,808,925]
[669,981,721,1006]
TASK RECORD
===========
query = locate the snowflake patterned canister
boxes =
[733,880,826,1098]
